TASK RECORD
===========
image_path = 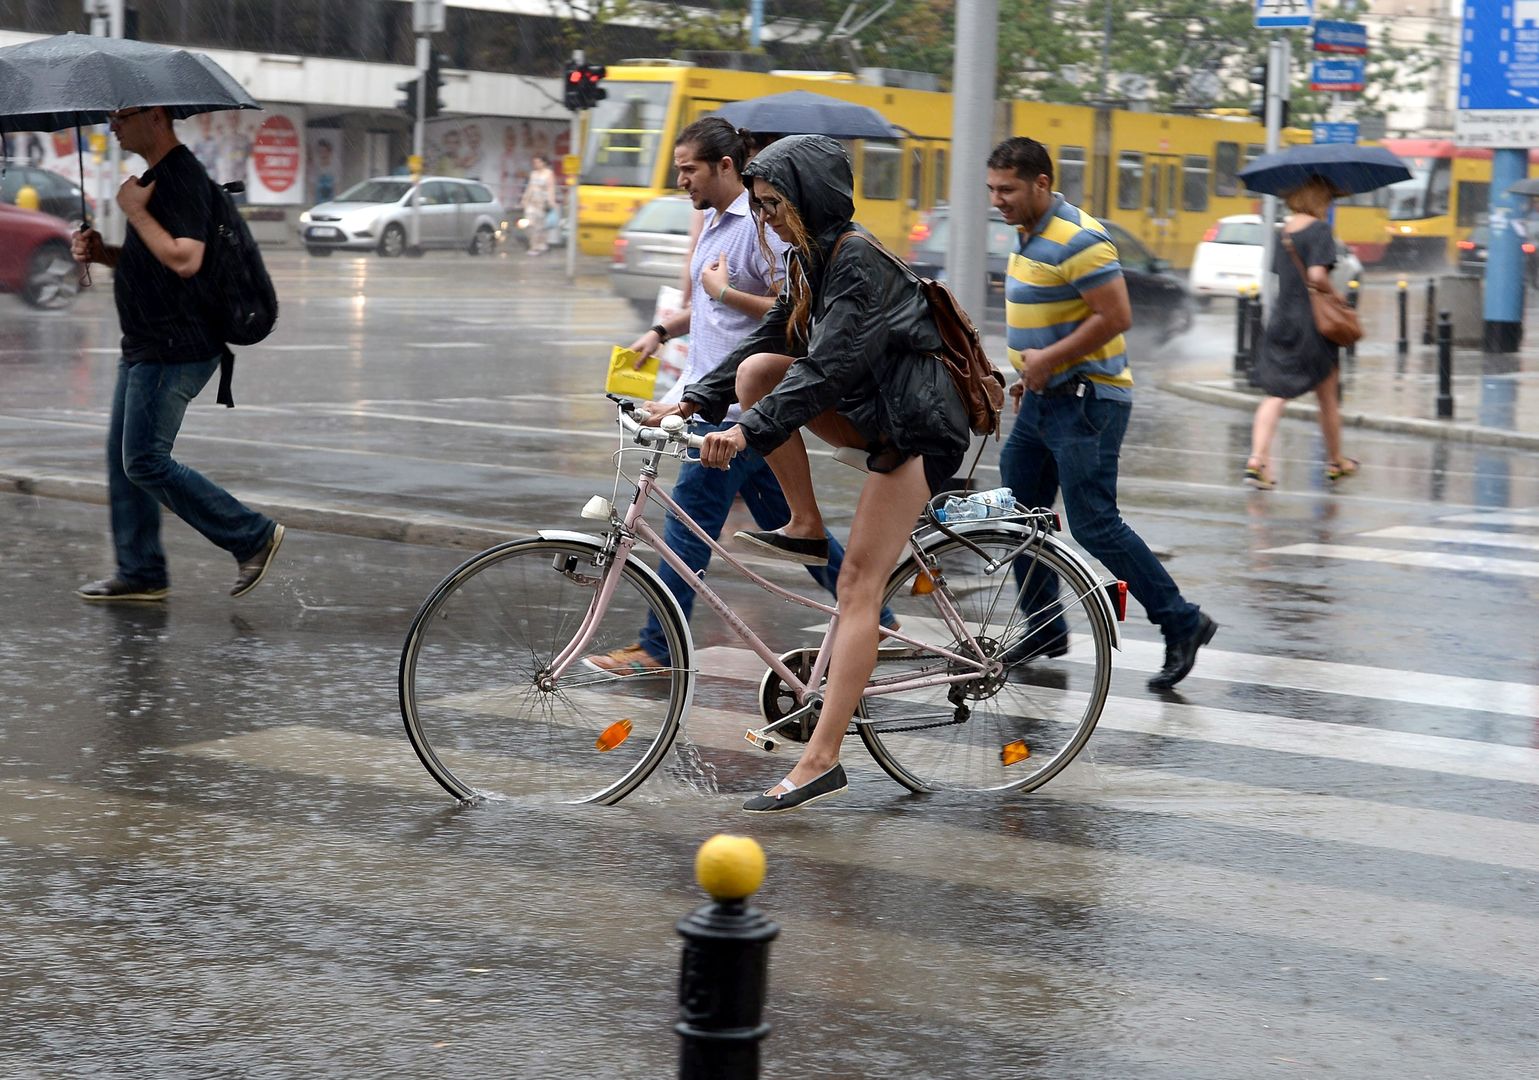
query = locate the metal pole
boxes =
[1259,34,1289,315]
[1345,279,1359,362]
[1246,291,1264,385]
[1422,276,1435,345]
[567,49,582,282]
[1396,278,1408,356]
[103,0,125,245]
[411,34,429,251]
[945,0,999,323]
[1483,148,1526,352]
[750,0,764,47]
[1435,311,1454,419]
[1233,290,1250,376]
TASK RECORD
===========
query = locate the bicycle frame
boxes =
[543,443,996,708]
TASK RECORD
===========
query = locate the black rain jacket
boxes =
[681,135,969,467]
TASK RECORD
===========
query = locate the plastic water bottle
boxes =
[937,486,1016,522]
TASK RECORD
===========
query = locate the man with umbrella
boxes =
[1,32,283,601]
[70,102,283,601]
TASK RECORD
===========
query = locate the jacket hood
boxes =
[742,134,854,246]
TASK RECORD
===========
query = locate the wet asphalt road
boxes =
[1,249,1537,1078]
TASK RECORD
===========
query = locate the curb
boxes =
[1160,381,1539,452]
[0,469,522,552]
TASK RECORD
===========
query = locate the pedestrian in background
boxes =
[521,154,556,256]
[986,135,1215,692]
[585,118,894,676]
[69,105,283,603]
[1245,175,1358,489]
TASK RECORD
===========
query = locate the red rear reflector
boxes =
[1105,581,1128,621]
[611,236,628,264]
[1201,224,1218,242]
[1456,240,1476,250]
[908,222,931,244]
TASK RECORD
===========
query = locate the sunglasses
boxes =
[107,107,152,124]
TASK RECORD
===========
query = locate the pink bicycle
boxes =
[399,397,1124,803]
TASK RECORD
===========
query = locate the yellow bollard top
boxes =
[1397,279,1408,289]
[695,834,766,901]
[1348,280,1360,289]
[14,184,40,212]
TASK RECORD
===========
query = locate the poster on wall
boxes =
[180,104,306,204]
[422,116,570,207]
[307,128,342,205]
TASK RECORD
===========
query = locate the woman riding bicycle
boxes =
[646,134,971,813]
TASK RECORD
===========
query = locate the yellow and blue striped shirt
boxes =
[1004,195,1133,401]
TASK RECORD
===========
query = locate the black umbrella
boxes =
[0,33,260,227]
[712,90,903,140]
[1238,143,1411,197]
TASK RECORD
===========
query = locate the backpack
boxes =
[200,180,278,348]
[831,230,1006,438]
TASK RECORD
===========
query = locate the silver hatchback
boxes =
[298,176,507,257]
[609,195,696,315]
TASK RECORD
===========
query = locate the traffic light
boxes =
[563,60,584,111]
[396,76,420,119]
[1248,59,1290,127]
[581,64,607,108]
[425,52,448,119]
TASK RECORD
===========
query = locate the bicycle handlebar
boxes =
[615,399,709,450]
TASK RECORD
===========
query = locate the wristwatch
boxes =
[650,323,670,343]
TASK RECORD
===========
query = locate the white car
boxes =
[1188,213,1363,302]
[297,176,506,257]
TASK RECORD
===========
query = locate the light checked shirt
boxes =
[1004,193,1133,402]
[659,190,786,419]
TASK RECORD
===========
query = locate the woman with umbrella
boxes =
[1244,173,1359,490]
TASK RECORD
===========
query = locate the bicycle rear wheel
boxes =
[399,537,692,803]
[859,526,1114,794]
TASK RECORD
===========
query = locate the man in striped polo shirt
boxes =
[986,136,1215,691]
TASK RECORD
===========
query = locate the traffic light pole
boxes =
[1259,34,1289,315]
[411,33,429,251]
[567,50,582,282]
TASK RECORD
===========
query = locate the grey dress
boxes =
[1255,218,1339,400]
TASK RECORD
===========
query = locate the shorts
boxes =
[865,444,967,496]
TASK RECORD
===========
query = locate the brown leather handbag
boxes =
[1283,235,1362,347]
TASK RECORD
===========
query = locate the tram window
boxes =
[934,148,949,204]
[1117,151,1144,211]
[1429,159,1452,216]
[580,82,673,189]
[1245,144,1265,166]
[909,148,924,209]
[862,142,902,200]
[1182,154,1210,212]
[1059,146,1087,206]
[1215,142,1239,196]
[1456,181,1489,227]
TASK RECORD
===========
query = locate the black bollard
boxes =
[1345,280,1360,362]
[678,836,778,1080]
[1233,290,1251,376]
[1422,276,1436,345]
[1246,292,1264,385]
[1436,310,1454,419]
[1396,279,1409,356]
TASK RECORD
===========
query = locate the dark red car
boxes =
[0,201,80,309]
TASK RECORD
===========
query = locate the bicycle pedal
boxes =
[744,728,780,753]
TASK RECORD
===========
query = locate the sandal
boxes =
[1243,460,1275,490]
[1325,458,1360,484]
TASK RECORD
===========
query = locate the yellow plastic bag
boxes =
[605,346,659,398]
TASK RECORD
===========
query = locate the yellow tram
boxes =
[577,63,1392,269]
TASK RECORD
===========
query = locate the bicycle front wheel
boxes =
[860,527,1114,794]
[399,537,692,803]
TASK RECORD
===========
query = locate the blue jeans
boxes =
[106,357,275,588]
[999,391,1201,642]
[638,421,895,662]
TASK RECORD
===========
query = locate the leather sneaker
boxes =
[77,577,169,602]
[1147,613,1217,691]
[231,524,285,598]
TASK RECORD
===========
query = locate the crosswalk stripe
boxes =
[6,778,1521,1067]
[1260,542,1539,578]
[1441,509,1539,528]
[1363,525,1539,552]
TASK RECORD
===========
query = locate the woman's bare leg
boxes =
[1314,368,1344,465]
[1248,395,1287,472]
[766,454,933,793]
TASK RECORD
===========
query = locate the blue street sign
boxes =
[1311,58,1366,91]
[1457,0,1539,145]
[1255,0,1312,29]
[1312,122,1360,144]
[1313,20,1369,54]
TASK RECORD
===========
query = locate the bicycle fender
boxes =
[913,519,1121,651]
[536,529,697,664]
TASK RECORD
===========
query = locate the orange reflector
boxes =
[595,718,633,751]
[1105,580,1129,621]
[1000,740,1030,766]
[911,569,937,595]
